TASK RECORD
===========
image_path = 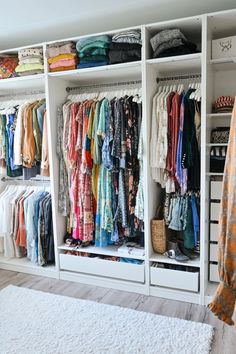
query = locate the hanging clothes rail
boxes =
[66,79,142,93]
[156,73,201,84]
[0,176,50,183]
[0,90,45,99]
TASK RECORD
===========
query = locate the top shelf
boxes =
[0,74,45,94]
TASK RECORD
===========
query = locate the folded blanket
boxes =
[79,48,108,58]
[77,61,108,69]
[0,56,18,79]
[50,65,76,72]
[150,29,187,52]
[109,42,141,64]
[76,35,111,51]
[15,63,44,73]
[112,30,142,45]
[153,41,198,58]
[46,42,76,58]
[49,58,78,69]
[48,53,77,64]
[19,57,43,65]
[18,48,43,60]
[79,55,108,63]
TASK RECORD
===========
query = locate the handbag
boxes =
[211,127,230,144]
[151,206,167,254]
[210,146,227,172]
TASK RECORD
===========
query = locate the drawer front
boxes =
[210,181,222,200]
[210,202,220,221]
[210,243,218,262]
[59,254,145,283]
[150,267,199,292]
[210,223,219,242]
[209,264,220,283]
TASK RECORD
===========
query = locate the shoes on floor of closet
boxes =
[165,241,189,262]
[178,243,199,260]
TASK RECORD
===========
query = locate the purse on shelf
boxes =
[211,127,230,144]
[151,206,167,254]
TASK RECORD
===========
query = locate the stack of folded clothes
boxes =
[0,55,18,79]
[109,30,142,64]
[15,48,44,76]
[46,41,78,72]
[76,35,111,69]
[150,29,198,58]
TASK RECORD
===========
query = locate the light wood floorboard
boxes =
[0,269,235,354]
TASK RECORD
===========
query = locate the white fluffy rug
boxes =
[0,285,213,354]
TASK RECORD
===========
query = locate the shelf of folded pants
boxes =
[47,61,142,84]
[149,253,200,268]
[58,244,145,261]
[0,73,45,93]
[209,57,236,71]
[146,53,202,74]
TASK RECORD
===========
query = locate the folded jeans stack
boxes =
[15,48,44,76]
[76,35,111,69]
[109,30,142,64]
[0,55,18,79]
[46,41,78,72]
[150,29,198,58]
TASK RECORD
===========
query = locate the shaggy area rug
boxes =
[0,285,214,354]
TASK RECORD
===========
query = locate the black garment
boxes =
[153,41,198,58]
[109,42,141,64]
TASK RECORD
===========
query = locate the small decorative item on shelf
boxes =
[151,207,166,254]
[212,35,236,59]
[211,127,230,144]
[212,96,234,113]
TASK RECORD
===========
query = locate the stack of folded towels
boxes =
[0,55,18,79]
[109,30,142,64]
[46,41,78,72]
[76,35,111,69]
[15,48,44,76]
[150,29,198,58]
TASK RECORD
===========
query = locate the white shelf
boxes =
[206,172,224,176]
[146,53,201,75]
[209,57,236,71]
[206,112,232,118]
[48,61,142,84]
[58,244,145,260]
[0,74,45,93]
[206,143,228,147]
[149,253,200,268]
[0,255,56,278]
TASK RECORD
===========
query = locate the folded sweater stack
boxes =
[150,29,198,58]
[46,41,78,72]
[76,35,111,69]
[15,48,44,76]
[109,30,142,64]
[0,55,18,79]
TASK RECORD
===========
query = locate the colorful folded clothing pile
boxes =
[212,96,234,113]
[0,55,18,79]
[46,41,78,72]
[109,30,142,64]
[15,48,44,76]
[150,29,198,58]
[76,35,111,69]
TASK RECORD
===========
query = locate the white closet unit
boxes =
[0,8,236,304]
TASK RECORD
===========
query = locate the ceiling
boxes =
[0,0,236,50]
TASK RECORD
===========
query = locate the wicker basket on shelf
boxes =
[151,207,166,254]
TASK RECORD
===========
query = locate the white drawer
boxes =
[210,243,218,262]
[210,202,220,221]
[150,267,199,292]
[59,254,145,283]
[210,181,222,200]
[209,263,220,283]
[210,223,219,242]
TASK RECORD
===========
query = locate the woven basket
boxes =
[151,219,166,254]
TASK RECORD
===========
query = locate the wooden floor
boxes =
[0,270,235,354]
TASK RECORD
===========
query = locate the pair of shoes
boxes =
[165,241,189,262]
[178,243,199,260]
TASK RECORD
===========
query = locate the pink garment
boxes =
[49,59,77,69]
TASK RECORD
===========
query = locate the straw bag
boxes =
[151,207,166,254]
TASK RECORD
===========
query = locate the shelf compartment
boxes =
[210,202,220,221]
[149,253,200,268]
[209,263,220,283]
[48,61,142,84]
[210,223,219,243]
[150,266,199,292]
[58,244,145,260]
[59,253,145,283]
[146,53,201,75]
[0,74,45,93]
[209,243,218,262]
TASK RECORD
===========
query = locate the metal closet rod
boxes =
[66,80,142,93]
[156,73,201,84]
[1,176,50,183]
[0,90,45,99]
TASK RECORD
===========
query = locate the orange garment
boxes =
[41,112,50,176]
[16,192,33,248]
[22,103,37,168]
[208,99,236,326]
[49,65,76,72]
[48,53,77,64]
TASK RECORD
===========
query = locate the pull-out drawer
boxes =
[210,223,219,242]
[150,266,199,292]
[210,202,220,221]
[210,243,218,262]
[210,181,223,200]
[59,254,145,283]
[209,263,220,283]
